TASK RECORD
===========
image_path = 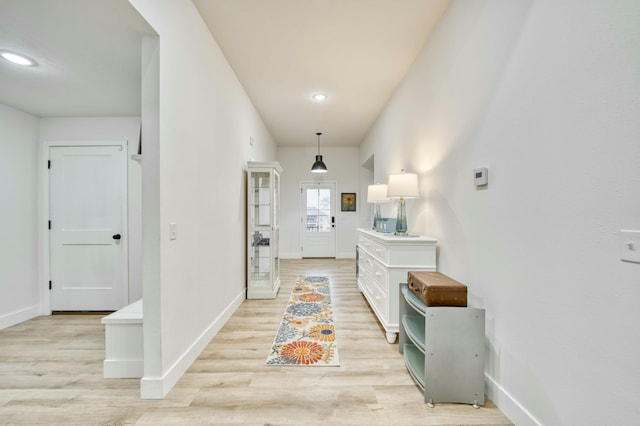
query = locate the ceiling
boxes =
[0,0,154,117]
[0,0,450,147]
[193,0,450,146]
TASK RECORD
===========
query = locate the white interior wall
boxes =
[360,1,640,424]
[139,34,162,395]
[128,0,277,398]
[38,117,143,303]
[359,154,374,230]
[0,104,40,329]
[278,146,360,259]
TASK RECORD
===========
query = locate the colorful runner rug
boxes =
[265,276,339,366]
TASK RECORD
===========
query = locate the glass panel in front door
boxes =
[306,188,331,232]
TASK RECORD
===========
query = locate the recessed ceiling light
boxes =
[312,93,327,102]
[0,50,38,67]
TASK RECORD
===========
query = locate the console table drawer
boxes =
[358,234,374,252]
[359,250,374,274]
[357,228,438,344]
[370,260,388,294]
[361,273,388,321]
[369,240,389,263]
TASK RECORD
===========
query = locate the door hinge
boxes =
[47,160,51,169]
[48,220,51,230]
[301,246,303,252]
[49,281,52,290]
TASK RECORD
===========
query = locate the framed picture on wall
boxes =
[341,193,356,212]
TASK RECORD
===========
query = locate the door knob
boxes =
[112,234,121,240]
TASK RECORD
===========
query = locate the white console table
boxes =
[101,299,143,378]
[356,228,437,343]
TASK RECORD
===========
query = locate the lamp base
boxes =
[372,203,382,230]
[394,231,409,236]
[395,197,408,235]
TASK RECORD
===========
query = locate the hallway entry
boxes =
[48,142,128,311]
[300,181,336,258]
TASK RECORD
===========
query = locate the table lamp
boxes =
[386,170,418,236]
[367,183,389,230]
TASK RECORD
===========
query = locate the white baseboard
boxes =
[485,373,541,426]
[104,359,144,378]
[280,252,301,259]
[140,290,245,399]
[336,252,356,259]
[281,252,355,260]
[0,304,40,330]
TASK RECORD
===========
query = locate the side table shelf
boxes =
[402,315,425,351]
[399,284,486,408]
[403,344,426,390]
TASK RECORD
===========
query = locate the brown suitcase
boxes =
[407,271,467,307]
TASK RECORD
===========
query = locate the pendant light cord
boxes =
[316,132,322,155]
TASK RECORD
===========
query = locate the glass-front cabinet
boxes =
[247,161,282,299]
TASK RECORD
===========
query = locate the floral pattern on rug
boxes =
[265,276,339,366]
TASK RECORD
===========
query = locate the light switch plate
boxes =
[474,167,488,187]
[169,222,177,240]
[619,230,640,263]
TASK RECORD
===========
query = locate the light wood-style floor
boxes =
[0,259,512,425]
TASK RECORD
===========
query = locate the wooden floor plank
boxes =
[0,259,513,425]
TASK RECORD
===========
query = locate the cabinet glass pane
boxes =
[273,229,279,287]
[250,230,271,283]
[274,172,279,227]
[250,171,271,227]
[250,171,271,190]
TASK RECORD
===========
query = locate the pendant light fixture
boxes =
[311,132,328,173]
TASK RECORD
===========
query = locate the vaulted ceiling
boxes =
[0,0,449,147]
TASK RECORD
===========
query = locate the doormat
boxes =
[265,276,339,366]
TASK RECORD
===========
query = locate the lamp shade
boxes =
[387,172,418,199]
[310,132,328,173]
[311,155,328,173]
[367,184,389,203]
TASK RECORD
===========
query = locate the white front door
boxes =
[49,144,128,311]
[301,182,336,258]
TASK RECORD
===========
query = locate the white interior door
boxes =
[49,145,128,311]
[301,182,336,258]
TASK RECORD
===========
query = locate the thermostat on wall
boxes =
[474,167,488,187]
